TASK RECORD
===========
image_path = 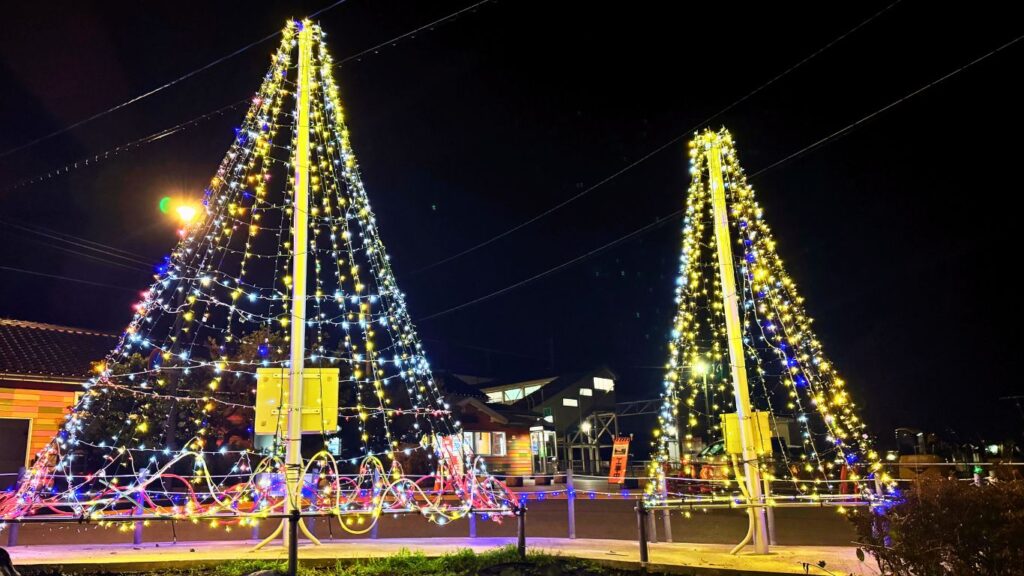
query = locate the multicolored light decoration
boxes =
[647,129,888,506]
[1,20,513,532]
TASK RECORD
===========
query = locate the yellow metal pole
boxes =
[707,135,770,554]
[284,20,314,547]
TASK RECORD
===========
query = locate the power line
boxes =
[11,239,151,273]
[417,30,1022,322]
[2,100,247,193]
[410,1,903,275]
[335,0,493,66]
[421,337,546,360]
[417,210,681,321]
[0,218,153,265]
[0,0,351,160]
[748,30,1024,179]
[0,265,141,292]
[2,0,497,193]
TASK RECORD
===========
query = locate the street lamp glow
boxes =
[175,203,199,224]
[694,360,709,376]
[581,420,592,435]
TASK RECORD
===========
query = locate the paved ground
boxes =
[3,500,858,547]
[7,537,871,575]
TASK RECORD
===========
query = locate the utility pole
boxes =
[285,19,313,548]
[706,136,770,553]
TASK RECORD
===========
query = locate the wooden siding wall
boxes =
[479,431,531,476]
[0,386,75,461]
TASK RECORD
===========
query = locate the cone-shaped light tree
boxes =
[0,20,514,534]
[647,129,887,509]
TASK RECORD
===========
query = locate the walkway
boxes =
[9,537,869,575]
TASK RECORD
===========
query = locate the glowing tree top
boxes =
[648,129,886,507]
[1,20,513,534]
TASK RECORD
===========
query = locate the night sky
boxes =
[1,2,1021,445]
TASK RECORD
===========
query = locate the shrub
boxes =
[849,479,1024,575]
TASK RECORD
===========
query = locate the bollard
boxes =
[288,509,300,576]
[468,511,477,538]
[566,467,576,539]
[6,467,25,546]
[516,505,527,559]
[636,502,650,568]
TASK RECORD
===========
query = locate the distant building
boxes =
[476,366,619,474]
[0,318,117,489]
[434,371,552,479]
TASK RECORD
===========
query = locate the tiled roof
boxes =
[0,318,119,381]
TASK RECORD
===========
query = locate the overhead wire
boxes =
[417,30,1023,321]
[410,0,904,274]
[0,218,153,265]
[0,265,142,291]
[1,0,497,193]
[0,0,352,160]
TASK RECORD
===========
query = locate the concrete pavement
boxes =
[8,537,871,575]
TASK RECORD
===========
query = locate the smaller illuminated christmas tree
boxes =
[647,129,888,550]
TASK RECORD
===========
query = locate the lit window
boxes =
[475,432,493,455]
[491,432,506,456]
[487,392,504,403]
[463,431,506,456]
[504,388,524,401]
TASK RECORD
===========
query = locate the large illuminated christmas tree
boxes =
[647,129,887,550]
[0,20,513,539]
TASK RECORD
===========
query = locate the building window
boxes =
[486,391,504,404]
[503,388,523,402]
[462,431,506,456]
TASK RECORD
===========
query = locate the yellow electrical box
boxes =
[720,411,773,456]
[254,367,339,435]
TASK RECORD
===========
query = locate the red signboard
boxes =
[608,437,631,484]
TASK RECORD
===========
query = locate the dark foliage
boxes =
[850,479,1024,575]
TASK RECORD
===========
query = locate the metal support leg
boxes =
[133,470,147,546]
[636,502,650,568]
[662,509,673,543]
[648,504,658,543]
[370,468,380,539]
[468,511,477,538]
[763,476,777,546]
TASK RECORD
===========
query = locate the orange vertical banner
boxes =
[608,437,631,484]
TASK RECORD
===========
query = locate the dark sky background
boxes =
[0,1,1021,446]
